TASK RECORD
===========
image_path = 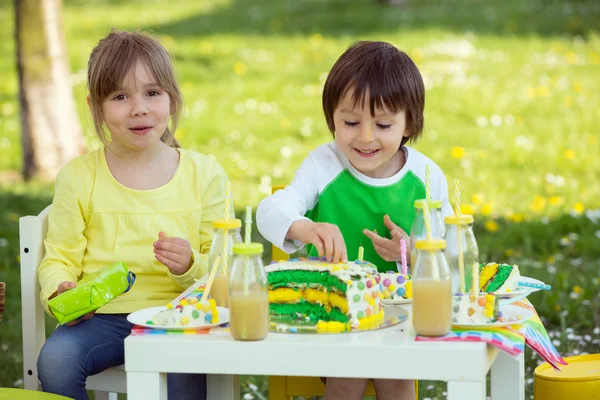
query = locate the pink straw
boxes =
[400,238,408,275]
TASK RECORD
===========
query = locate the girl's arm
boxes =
[167,159,232,288]
[256,154,320,254]
[38,161,87,315]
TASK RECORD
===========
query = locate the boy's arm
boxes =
[38,162,86,315]
[168,160,232,288]
[256,155,320,253]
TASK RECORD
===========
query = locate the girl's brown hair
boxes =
[87,30,183,147]
[323,41,425,146]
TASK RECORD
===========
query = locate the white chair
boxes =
[20,205,239,400]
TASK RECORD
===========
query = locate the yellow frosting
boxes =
[479,263,499,290]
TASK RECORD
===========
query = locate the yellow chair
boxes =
[534,354,600,400]
[267,185,416,399]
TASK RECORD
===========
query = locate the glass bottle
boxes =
[411,239,452,336]
[229,243,269,341]
[208,219,242,308]
[409,200,445,268]
[444,214,479,295]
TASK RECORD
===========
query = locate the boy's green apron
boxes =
[48,262,136,324]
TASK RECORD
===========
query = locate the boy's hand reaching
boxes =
[154,231,193,275]
[52,281,96,326]
[363,215,410,262]
[288,220,347,263]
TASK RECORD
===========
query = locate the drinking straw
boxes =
[200,255,224,304]
[400,239,408,275]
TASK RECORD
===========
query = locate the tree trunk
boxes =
[16,0,86,181]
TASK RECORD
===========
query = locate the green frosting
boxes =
[269,302,349,323]
[268,269,348,292]
[485,264,513,292]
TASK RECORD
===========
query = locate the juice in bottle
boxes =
[229,243,269,341]
[411,239,452,336]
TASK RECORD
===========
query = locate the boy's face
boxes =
[100,61,171,153]
[333,90,410,179]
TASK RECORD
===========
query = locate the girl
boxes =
[36,30,230,400]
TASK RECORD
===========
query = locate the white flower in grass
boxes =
[547,265,557,274]
[541,217,549,224]
[571,258,583,266]
[595,230,600,239]
[245,99,257,110]
[491,114,502,127]
[427,384,434,390]
[559,237,571,246]
[248,383,258,391]
[567,333,575,340]
[569,291,579,299]
[593,327,600,335]
[572,349,580,355]
[243,394,254,400]
[13,379,23,388]
[0,238,8,247]
[552,339,561,346]
[584,335,592,342]
[1,344,8,351]
[280,146,293,159]
[568,233,579,241]
[476,116,488,127]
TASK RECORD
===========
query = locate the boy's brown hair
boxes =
[87,30,183,148]
[322,41,425,146]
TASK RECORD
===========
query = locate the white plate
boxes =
[485,276,547,299]
[452,305,533,328]
[127,306,229,330]
[381,298,412,306]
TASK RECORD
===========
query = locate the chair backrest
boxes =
[19,205,51,390]
[270,185,289,262]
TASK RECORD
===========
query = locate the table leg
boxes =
[127,371,167,400]
[491,350,524,400]
[207,374,239,400]
[447,381,486,400]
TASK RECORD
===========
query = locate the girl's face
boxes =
[334,90,410,179]
[100,61,171,154]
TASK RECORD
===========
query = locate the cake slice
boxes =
[480,263,521,293]
[452,293,500,325]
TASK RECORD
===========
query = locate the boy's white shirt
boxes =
[256,142,452,268]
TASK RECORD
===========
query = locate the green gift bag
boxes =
[48,262,136,324]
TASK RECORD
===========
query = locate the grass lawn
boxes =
[1,0,600,398]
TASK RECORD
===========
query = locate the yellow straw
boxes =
[425,165,431,203]
[221,182,232,276]
[422,200,439,279]
[454,179,461,217]
[200,255,224,304]
[244,205,252,244]
[457,224,465,293]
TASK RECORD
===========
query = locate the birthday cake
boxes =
[378,271,412,301]
[452,292,500,325]
[151,298,219,327]
[266,257,384,331]
[478,263,521,294]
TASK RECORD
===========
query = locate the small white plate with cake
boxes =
[478,263,550,300]
[128,305,229,330]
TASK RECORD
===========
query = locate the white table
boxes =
[125,306,524,400]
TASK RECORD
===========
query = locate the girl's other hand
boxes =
[288,220,347,263]
[54,281,96,326]
[153,231,193,275]
[363,215,410,262]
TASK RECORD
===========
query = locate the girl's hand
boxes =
[153,231,193,275]
[363,215,410,262]
[288,220,347,263]
[53,281,96,326]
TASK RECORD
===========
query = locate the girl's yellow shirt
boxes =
[38,147,231,315]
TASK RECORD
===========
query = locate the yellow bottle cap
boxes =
[444,214,474,225]
[415,239,446,250]
[414,199,443,210]
[212,219,242,229]
[233,243,264,255]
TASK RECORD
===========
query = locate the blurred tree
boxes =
[15,0,86,181]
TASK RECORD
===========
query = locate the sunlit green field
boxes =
[1,0,599,398]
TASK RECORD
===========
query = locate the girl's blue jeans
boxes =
[37,314,206,400]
